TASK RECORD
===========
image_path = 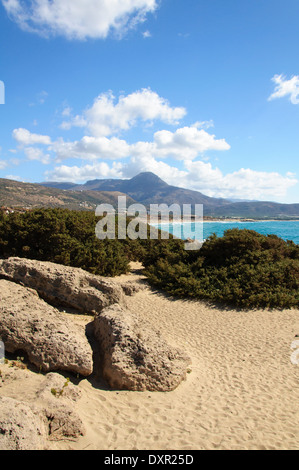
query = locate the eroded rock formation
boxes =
[94,303,191,391]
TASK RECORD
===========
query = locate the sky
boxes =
[1,0,299,203]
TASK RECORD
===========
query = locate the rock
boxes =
[40,402,85,441]
[0,394,85,448]
[94,303,191,392]
[35,374,85,441]
[120,282,146,296]
[36,372,81,402]
[0,257,126,314]
[0,279,93,376]
[0,397,46,450]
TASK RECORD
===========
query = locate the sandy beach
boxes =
[1,262,298,450]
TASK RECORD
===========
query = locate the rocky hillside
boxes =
[0,178,136,211]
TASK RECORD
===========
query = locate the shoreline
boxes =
[147,218,299,225]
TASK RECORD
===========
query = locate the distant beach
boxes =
[151,219,299,244]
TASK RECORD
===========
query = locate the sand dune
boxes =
[1,263,299,450]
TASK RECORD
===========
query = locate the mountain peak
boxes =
[129,172,169,187]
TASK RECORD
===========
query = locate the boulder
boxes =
[0,394,85,449]
[40,402,85,441]
[0,257,126,314]
[94,303,191,392]
[35,372,82,402]
[119,281,146,296]
[0,279,93,376]
[0,397,46,450]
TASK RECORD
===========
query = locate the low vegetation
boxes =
[144,229,299,308]
[0,208,298,308]
[0,208,129,276]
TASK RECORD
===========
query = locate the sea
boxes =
[153,220,299,245]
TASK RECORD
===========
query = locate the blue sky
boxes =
[1,0,299,203]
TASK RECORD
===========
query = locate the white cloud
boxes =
[61,106,72,117]
[192,120,214,130]
[12,128,51,146]
[37,90,48,104]
[151,126,230,160]
[50,125,230,163]
[2,0,158,40]
[0,160,8,170]
[4,174,21,181]
[63,89,187,137]
[183,161,298,200]
[51,136,131,161]
[142,30,151,38]
[46,161,123,182]
[24,147,51,164]
[268,74,299,104]
[123,154,188,182]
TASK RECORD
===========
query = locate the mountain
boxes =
[0,178,136,211]
[2,173,298,219]
[40,172,299,218]
[42,172,230,209]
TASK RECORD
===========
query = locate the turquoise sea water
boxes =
[154,220,299,244]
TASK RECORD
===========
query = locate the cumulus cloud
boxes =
[12,128,51,146]
[51,136,131,161]
[151,126,230,159]
[49,125,230,163]
[122,154,188,181]
[24,147,51,164]
[46,161,123,182]
[268,74,299,104]
[183,161,298,200]
[62,89,187,136]
[2,0,158,40]
[11,90,228,167]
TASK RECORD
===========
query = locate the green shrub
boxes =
[0,208,130,276]
[144,229,299,308]
[0,208,183,278]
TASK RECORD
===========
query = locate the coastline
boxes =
[156,218,299,223]
[148,218,299,225]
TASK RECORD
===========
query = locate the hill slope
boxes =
[0,179,136,211]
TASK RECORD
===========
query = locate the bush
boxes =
[144,229,299,309]
[0,208,130,276]
[0,208,185,278]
